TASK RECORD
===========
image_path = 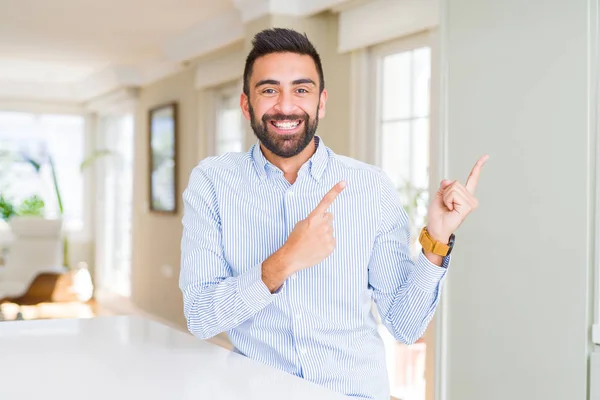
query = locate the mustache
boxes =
[261,113,308,123]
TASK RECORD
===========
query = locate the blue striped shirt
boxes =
[179,136,450,400]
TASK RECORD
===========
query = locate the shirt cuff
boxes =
[237,263,282,313]
[412,252,450,292]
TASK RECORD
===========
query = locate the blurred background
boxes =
[0,1,596,400]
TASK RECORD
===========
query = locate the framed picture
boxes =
[148,102,178,214]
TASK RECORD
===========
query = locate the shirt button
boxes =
[296,314,302,320]
[291,274,297,280]
[288,191,294,196]
[300,348,307,355]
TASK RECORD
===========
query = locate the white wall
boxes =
[592,353,600,399]
[338,0,438,53]
[442,0,592,399]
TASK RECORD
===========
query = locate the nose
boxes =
[273,90,296,116]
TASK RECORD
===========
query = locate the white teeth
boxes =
[273,120,300,130]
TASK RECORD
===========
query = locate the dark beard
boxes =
[249,102,319,158]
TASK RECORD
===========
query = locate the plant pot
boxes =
[8,216,63,238]
[6,216,65,270]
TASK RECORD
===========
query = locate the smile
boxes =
[270,120,302,130]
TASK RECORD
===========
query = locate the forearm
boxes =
[381,254,448,344]
[183,263,279,339]
[424,251,443,267]
[383,286,440,344]
[261,247,295,293]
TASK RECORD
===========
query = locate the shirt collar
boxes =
[251,135,329,182]
[308,136,328,181]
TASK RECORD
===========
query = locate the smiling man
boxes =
[180,28,487,400]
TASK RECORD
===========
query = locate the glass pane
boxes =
[221,92,239,109]
[216,90,244,156]
[392,341,427,400]
[113,115,133,297]
[412,47,431,118]
[0,111,36,135]
[377,45,432,400]
[382,52,411,121]
[218,140,243,154]
[380,121,410,189]
[218,108,243,142]
[411,118,430,189]
[0,112,37,196]
[0,112,84,229]
[41,114,85,226]
[96,114,133,298]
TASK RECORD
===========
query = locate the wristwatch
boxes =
[419,227,455,257]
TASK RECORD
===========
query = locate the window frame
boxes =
[350,30,442,400]
[0,109,91,240]
[369,32,433,174]
[206,79,245,157]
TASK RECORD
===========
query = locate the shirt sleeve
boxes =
[368,172,450,344]
[179,166,282,340]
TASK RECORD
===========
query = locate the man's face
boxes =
[241,52,327,158]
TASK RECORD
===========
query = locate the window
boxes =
[213,81,245,156]
[377,46,431,255]
[95,114,134,297]
[369,34,433,400]
[0,111,85,231]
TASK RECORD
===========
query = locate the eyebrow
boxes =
[254,78,317,88]
[292,78,316,86]
[255,79,279,88]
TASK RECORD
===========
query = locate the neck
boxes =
[260,138,317,184]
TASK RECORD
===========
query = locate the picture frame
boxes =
[148,102,178,214]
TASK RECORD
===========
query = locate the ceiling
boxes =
[0,0,241,104]
[0,0,353,103]
[0,0,235,84]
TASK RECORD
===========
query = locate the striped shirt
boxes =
[179,136,450,400]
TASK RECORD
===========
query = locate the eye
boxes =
[262,88,276,94]
[296,88,309,94]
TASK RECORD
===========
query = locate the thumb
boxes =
[439,179,453,190]
[436,180,454,199]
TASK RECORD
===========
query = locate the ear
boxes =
[318,89,328,119]
[240,93,251,121]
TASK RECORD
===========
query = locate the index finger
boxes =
[310,180,347,217]
[465,155,489,194]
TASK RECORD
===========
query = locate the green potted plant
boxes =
[0,193,51,269]
[0,194,17,222]
[0,194,16,265]
[16,194,45,217]
[18,149,117,269]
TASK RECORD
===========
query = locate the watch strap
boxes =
[419,227,453,257]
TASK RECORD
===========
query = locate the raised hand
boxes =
[426,155,489,244]
[282,181,347,272]
[261,181,347,292]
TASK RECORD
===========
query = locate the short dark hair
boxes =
[243,28,325,96]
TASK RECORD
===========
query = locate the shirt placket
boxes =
[278,171,311,375]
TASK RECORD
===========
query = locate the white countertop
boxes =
[0,315,350,400]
